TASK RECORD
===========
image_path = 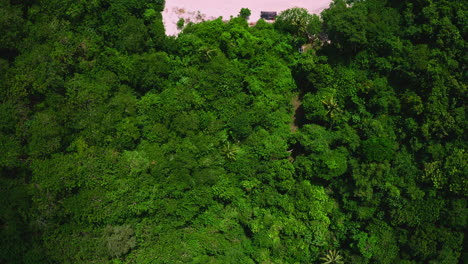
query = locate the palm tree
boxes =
[221,142,239,160]
[321,96,342,119]
[320,249,344,264]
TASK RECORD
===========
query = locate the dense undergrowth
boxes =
[0,0,466,263]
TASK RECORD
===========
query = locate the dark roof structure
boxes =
[260,11,277,20]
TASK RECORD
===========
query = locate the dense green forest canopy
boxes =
[0,0,466,263]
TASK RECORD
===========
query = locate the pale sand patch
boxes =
[163,0,333,36]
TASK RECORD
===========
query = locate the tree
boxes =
[177,18,185,29]
[102,225,137,258]
[239,8,251,20]
[221,141,240,160]
[322,96,342,119]
[320,250,344,264]
[1,0,466,263]
[361,137,396,163]
[275,8,321,41]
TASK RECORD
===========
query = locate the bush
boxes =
[177,18,185,30]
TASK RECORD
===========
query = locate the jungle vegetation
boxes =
[0,0,466,263]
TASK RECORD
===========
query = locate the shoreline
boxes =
[163,0,332,35]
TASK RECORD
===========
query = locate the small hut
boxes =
[260,11,277,20]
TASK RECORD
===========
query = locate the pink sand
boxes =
[163,0,333,36]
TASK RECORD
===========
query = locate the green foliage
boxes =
[0,0,466,263]
[221,141,240,160]
[0,132,21,168]
[322,0,400,54]
[424,148,467,194]
[361,137,396,163]
[321,249,344,264]
[177,18,185,30]
[102,225,137,258]
[275,7,321,41]
[0,0,24,51]
[322,96,343,119]
[239,8,251,20]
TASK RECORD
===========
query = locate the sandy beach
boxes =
[163,0,333,35]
